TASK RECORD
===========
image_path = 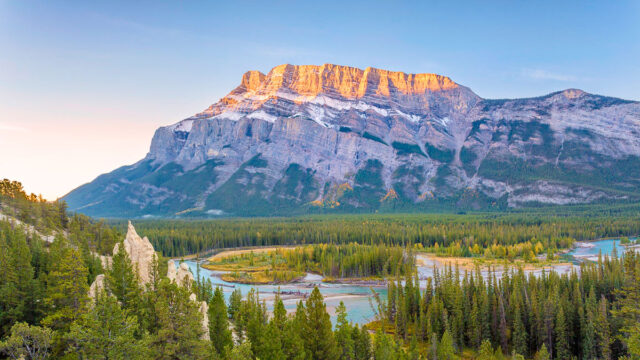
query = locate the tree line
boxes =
[282,243,415,279]
[373,250,640,359]
[116,213,640,258]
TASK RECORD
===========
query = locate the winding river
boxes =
[178,237,638,325]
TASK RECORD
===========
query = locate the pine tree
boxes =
[611,251,640,358]
[146,279,207,359]
[595,297,612,360]
[282,321,307,360]
[228,287,242,320]
[373,330,400,360]
[353,325,371,360]
[66,292,147,359]
[0,322,52,360]
[512,302,527,358]
[304,287,338,360]
[42,248,89,331]
[107,241,141,312]
[229,340,254,360]
[477,339,494,360]
[438,329,458,360]
[335,301,355,359]
[583,286,597,360]
[533,344,550,360]
[0,229,36,336]
[554,305,570,360]
[209,286,232,357]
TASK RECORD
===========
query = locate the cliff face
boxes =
[64,64,640,217]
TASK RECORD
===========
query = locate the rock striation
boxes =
[64,64,640,216]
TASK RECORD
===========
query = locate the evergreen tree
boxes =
[533,344,550,360]
[146,280,207,359]
[228,287,243,320]
[373,330,401,360]
[554,306,570,360]
[66,292,147,359]
[583,286,597,360]
[477,339,494,360]
[303,287,338,360]
[42,248,89,331]
[353,326,371,360]
[0,229,36,336]
[0,322,52,360]
[611,251,640,358]
[438,329,458,360]
[512,302,527,357]
[107,241,142,312]
[230,340,254,360]
[595,297,612,360]
[209,286,233,358]
[335,301,355,359]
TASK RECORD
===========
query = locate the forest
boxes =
[203,243,414,284]
[371,251,640,359]
[1,178,640,359]
[113,212,640,259]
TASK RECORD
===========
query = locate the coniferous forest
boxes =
[1,179,640,359]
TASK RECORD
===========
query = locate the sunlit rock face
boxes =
[113,221,157,284]
[64,64,640,217]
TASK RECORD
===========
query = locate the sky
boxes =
[1,0,639,200]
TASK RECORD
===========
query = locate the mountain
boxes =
[64,64,640,217]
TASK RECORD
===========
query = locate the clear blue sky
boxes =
[1,0,639,199]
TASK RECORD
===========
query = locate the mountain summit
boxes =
[64,64,640,217]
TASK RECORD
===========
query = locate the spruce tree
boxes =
[335,301,355,359]
[353,325,372,360]
[533,344,550,360]
[512,302,527,358]
[146,280,207,359]
[107,241,141,312]
[208,286,232,357]
[437,329,458,360]
[42,248,89,331]
[595,297,612,360]
[554,305,570,360]
[303,287,338,360]
[66,292,146,359]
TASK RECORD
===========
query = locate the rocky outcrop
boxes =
[167,260,194,285]
[113,221,156,284]
[64,64,640,216]
[169,260,208,339]
[190,293,209,340]
[88,274,105,300]
[87,222,210,339]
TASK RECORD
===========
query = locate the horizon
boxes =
[2,0,639,199]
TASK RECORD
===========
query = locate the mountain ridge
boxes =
[63,64,640,217]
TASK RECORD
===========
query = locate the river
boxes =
[178,237,638,326]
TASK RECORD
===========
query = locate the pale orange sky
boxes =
[0,117,157,200]
[3,1,638,201]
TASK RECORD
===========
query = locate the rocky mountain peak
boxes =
[64,64,640,217]
[561,88,586,99]
[236,63,461,100]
